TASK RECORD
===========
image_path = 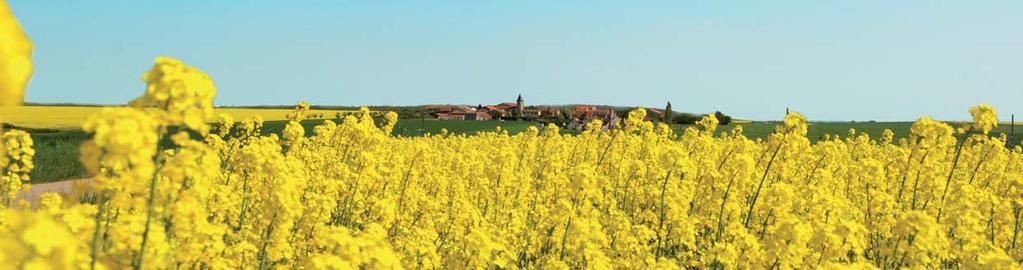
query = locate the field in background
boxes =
[715,122,918,141]
[0,105,365,129]
[13,114,1023,184]
[718,122,1022,145]
[391,119,540,136]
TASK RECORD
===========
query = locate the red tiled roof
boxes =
[483,106,506,113]
[645,108,664,116]
[574,105,595,110]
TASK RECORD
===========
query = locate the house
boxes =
[483,105,507,117]
[644,108,665,122]
[484,105,510,118]
[490,94,526,117]
[462,111,492,121]
[574,105,597,116]
[432,94,563,121]
[574,106,617,121]
[539,107,562,117]
[494,102,518,111]
[473,94,528,119]
[570,105,619,129]
[522,109,542,119]
[437,112,466,120]
[431,105,495,121]
[587,109,618,122]
[520,106,562,119]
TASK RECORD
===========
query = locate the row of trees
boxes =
[662,101,732,125]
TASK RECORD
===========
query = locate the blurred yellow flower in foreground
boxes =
[0,0,32,106]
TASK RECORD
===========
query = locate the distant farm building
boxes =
[644,108,664,122]
[427,96,617,132]
[432,106,492,121]
[431,94,559,121]
[568,105,620,130]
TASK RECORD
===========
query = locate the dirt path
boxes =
[15,178,91,206]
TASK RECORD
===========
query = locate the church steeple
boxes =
[515,94,524,118]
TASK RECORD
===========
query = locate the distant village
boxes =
[427,95,668,130]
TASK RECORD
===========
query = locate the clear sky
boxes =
[8,1,1023,121]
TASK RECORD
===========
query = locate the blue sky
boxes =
[8,1,1023,120]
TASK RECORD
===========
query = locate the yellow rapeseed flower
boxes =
[0,0,32,106]
[969,104,998,133]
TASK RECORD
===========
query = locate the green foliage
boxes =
[28,129,91,184]
[714,111,732,125]
[672,113,702,125]
[664,102,673,123]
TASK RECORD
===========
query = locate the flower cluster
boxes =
[969,104,998,134]
[0,129,32,207]
[79,107,159,192]
[129,56,217,134]
[0,0,32,107]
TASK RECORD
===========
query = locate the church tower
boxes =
[515,94,524,117]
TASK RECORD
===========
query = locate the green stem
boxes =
[937,131,970,222]
[90,195,108,270]
[715,172,738,243]
[655,169,673,261]
[745,138,784,228]
[134,166,161,270]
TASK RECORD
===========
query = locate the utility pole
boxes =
[1012,114,1016,146]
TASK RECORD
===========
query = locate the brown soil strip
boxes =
[14,178,92,207]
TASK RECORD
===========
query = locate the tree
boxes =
[664,102,673,123]
[671,113,701,125]
[714,111,732,125]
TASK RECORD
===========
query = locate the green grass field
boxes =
[392,119,541,136]
[712,122,917,141]
[20,119,1023,184]
[28,130,91,183]
[714,122,1022,146]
